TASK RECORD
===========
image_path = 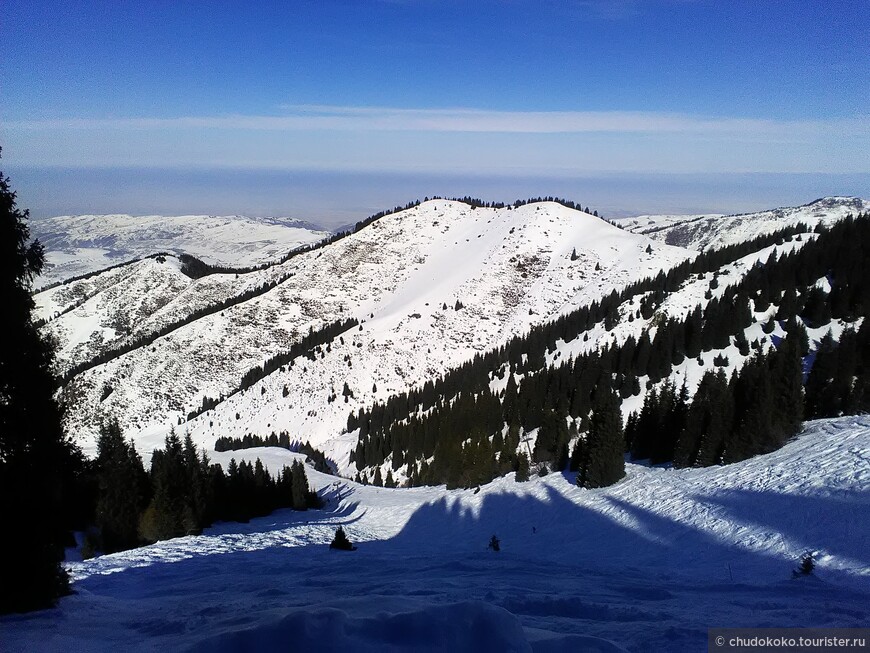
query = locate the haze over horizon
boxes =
[2,0,868,224]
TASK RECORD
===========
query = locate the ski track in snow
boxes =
[3,417,868,652]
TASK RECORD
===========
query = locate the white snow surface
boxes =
[3,416,868,652]
[31,213,330,288]
[614,197,870,251]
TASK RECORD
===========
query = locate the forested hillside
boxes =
[350,214,870,488]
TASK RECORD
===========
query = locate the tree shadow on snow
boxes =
[692,488,870,568]
[46,479,870,653]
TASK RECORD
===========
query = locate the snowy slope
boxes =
[46,201,691,460]
[3,416,867,652]
[31,213,330,288]
[614,197,870,251]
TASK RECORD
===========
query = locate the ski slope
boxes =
[3,416,868,652]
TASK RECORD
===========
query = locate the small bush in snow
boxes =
[794,552,815,577]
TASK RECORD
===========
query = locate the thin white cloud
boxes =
[3,105,867,175]
[8,106,869,138]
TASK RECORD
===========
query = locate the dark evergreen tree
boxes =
[725,354,772,463]
[578,389,624,488]
[515,452,530,482]
[0,162,79,613]
[139,429,187,542]
[94,419,148,553]
[652,381,688,465]
[329,526,356,551]
[676,370,732,467]
[805,332,842,418]
[182,433,207,534]
[800,287,831,327]
[630,387,658,461]
[768,331,805,448]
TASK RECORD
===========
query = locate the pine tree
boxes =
[330,525,356,551]
[0,162,79,613]
[676,370,733,467]
[514,452,530,482]
[290,460,310,510]
[768,331,804,448]
[726,353,773,463]
[95,419,148,553]
[502,374,519,424]
[579,389,624,488]
[805,332,840,418]
[140,429,187,541]
[182,433,206,534]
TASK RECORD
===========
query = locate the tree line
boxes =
[83,420,320,556]
[60,275,293,383]
[214,432,334,474]
[61,195,618,385]
[164,196,607,279]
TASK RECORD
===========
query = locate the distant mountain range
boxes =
[31,213,331,289]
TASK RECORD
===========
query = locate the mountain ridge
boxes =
[616,196,869,250]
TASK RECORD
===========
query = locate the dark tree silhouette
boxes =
[330,526,356,551]
[95,419,149,553]
[579,389,625,489]
[0,161,80,612]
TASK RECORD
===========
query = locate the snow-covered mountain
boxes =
[4,415,868,651]
[615,196,870,250]
[35,196,869,474]
[39,200,691,459]
[31,213,330,288]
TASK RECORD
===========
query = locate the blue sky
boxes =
[2,0,868,223]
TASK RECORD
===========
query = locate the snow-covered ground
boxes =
[31,213,330,288]
[4,416,868,652]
